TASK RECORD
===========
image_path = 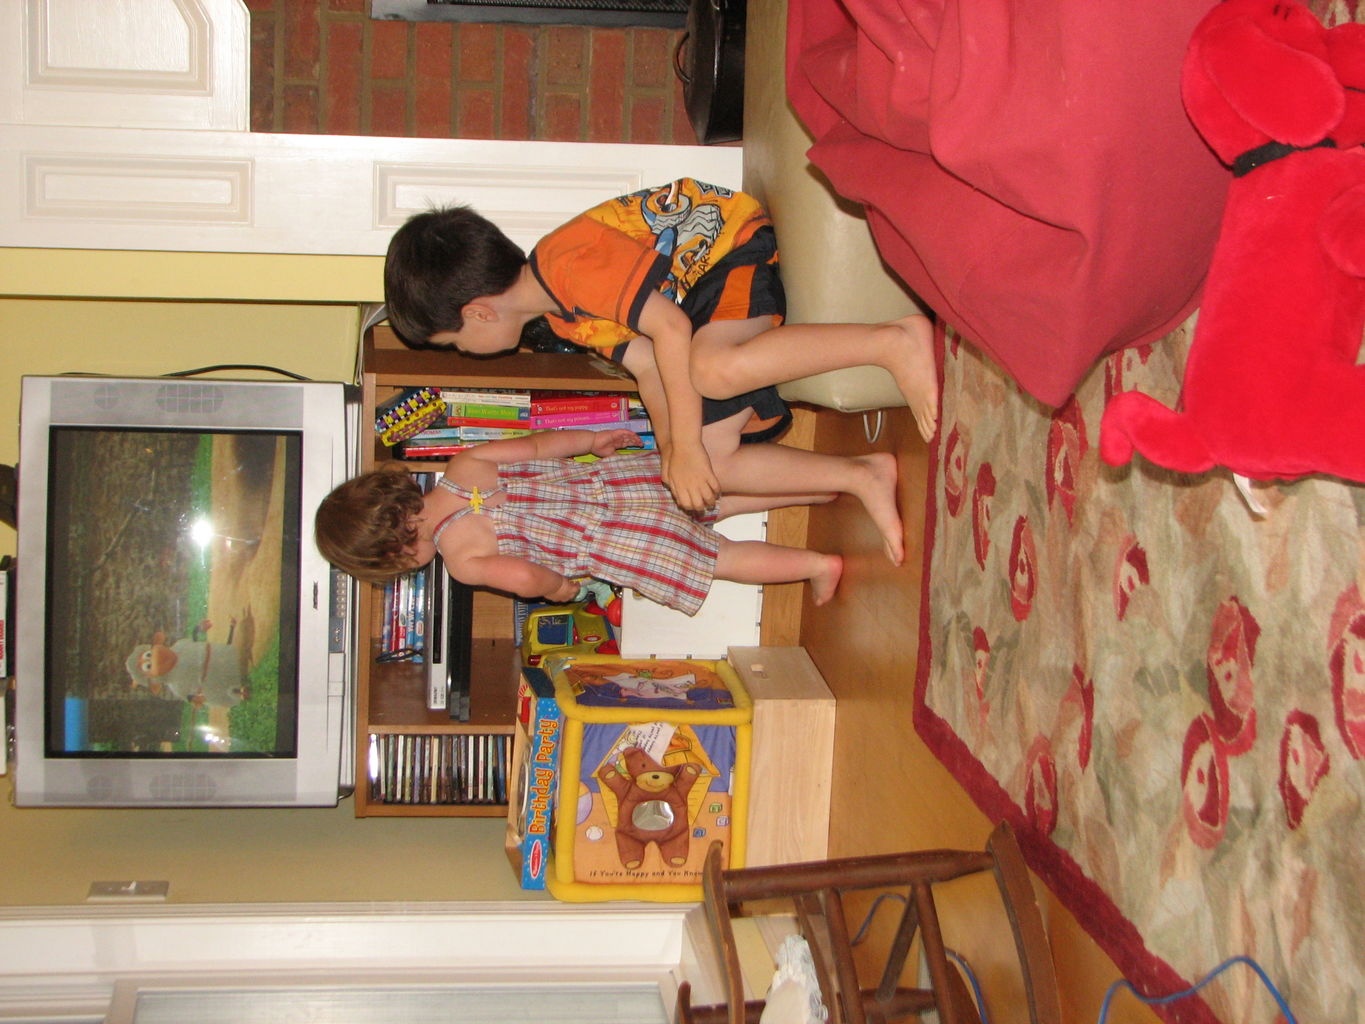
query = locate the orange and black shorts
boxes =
[679,224,786,331]
[616,225,791,442]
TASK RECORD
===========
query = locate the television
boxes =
[12,375,359,807]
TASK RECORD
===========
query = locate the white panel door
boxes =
[0,0,248,130]
[0,0,743,260]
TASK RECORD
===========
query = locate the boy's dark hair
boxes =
[314,464,426,585]
[383,205,527,348]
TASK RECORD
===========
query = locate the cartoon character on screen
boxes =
[596,746,702,869]
[125,617,249,708]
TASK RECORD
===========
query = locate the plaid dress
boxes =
[435,452,719,615]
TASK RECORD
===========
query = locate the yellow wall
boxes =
[0,249,537,906]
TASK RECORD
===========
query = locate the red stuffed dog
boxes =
[1101,0,1365,483]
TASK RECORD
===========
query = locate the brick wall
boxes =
[246,0,697,144]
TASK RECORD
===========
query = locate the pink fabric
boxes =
[786,0,1231,406]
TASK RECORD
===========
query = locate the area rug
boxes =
[914,318,1365,1024]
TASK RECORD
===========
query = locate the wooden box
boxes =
[728,646,836,866]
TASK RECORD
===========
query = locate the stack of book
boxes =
[375,472,437,663]
[393,388,653,459]
[396,388,531,458]
[378,568,429,663]
[525,390,652,439]
[367,732,509,806]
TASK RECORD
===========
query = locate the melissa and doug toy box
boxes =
[505,666,562,890]
[539,654,751,902]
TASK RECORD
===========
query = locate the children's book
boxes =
[542,417,651,434]
[529,408,635,429]
[445,403,528,421]
[438,388,530,407]
[395,443,473,459]
[454,426,532,442]
[439,415,531,430]
[529,394,626,417]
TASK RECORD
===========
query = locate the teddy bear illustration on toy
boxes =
[1101,0,1365,488]
[596,746,702,870]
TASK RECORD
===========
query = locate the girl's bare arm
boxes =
[451,552,579,602]
[446,427,641,471]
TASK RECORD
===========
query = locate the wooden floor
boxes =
[787,404,1157,1024]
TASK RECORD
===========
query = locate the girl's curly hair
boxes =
[314,463,426,584]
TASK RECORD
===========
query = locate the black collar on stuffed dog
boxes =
[1233,138,1338,177]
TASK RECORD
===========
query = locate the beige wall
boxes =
[0,249,539,906]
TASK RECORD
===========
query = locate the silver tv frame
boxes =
[13,375,358,807]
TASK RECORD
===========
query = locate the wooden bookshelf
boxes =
[352,326,640,817]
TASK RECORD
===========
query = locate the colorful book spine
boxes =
[529,394,626,417]
[403,426,467,440]
[442,414,530,429]
[529,408,636,429]
[439,389,530,407]
[410,570,426,652]
[395,444,472,459]
[453,426,533,442]
[543,417,652,434]
[445,403,529,421]
[393,578,406,649]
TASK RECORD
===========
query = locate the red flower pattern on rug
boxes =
[916,311,1365,1023]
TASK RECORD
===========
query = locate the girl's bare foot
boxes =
[851,452,904,565]
[810,554,844,606]
[883,314,939,442]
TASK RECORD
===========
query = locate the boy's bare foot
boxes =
[884,314,939,442]
[851,452,904,565]
[810,554,844,606]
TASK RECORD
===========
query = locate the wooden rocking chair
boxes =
[676,821,1062,1024]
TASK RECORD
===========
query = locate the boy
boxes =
[315,428,904,613]
[383,179,937,517]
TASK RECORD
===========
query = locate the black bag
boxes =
[673,0,746,144]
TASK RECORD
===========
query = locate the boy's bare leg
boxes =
[702,424,905,565]
[714,537,844,606]
[716,493,836,519]
[691,314,939,442]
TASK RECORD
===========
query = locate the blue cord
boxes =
[848,891,991,1024]
[848,891,907,946]
[1097,955,1297,1024]
[848,891,1295,1024]
[946,948,990,1024]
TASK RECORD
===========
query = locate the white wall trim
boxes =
[24,153,252,223]
[0,901,689,1016]
[2,127,743,257]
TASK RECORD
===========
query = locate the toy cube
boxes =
[541,654,751,902]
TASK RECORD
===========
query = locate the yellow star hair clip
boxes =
[468,485,484,514]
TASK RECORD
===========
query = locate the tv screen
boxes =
[45,426,302,760]
[14,375,358,807]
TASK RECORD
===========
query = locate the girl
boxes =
[316,428,900,614]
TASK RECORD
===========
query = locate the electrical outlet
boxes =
[86,880,169,902]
